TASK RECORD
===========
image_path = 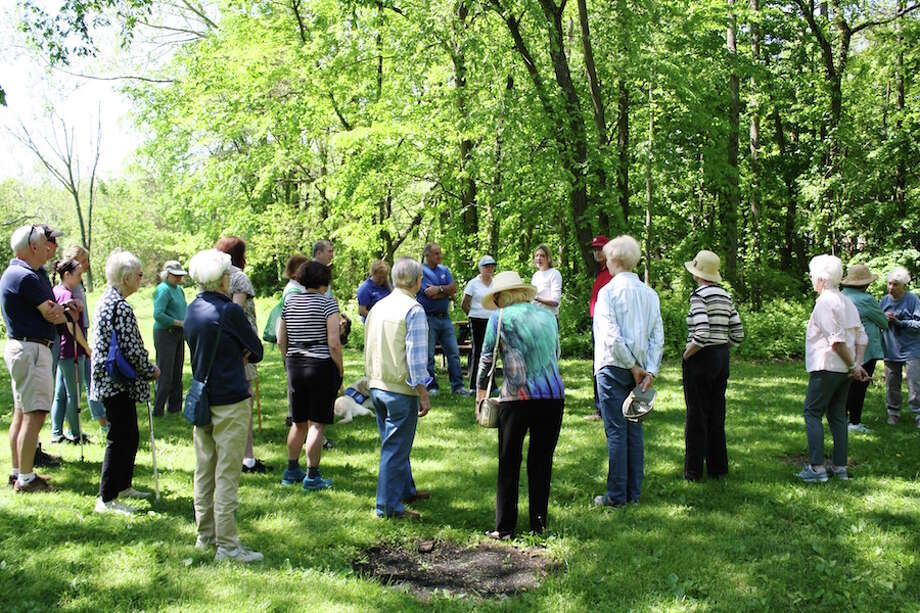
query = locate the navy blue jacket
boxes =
[185,291,263,406]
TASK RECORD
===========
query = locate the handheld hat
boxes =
[478,255,497,268]
[622,387,656,422]
[481,271,537,310]
[684,250,722,283]
[841,264,878,287]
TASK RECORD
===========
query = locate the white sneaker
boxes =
[119,487,151,499]
[848,423,870,434]
[195,536,216,550]
[94,497,136,515]
[215,545,263,563]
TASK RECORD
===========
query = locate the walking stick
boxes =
[146,398,161,501]
[75,357,84,463]
[254,375,262,432]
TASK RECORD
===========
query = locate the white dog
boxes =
[334,377,374,423]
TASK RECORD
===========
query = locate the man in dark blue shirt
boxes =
[0,224,67,492]
[416,243,470,396]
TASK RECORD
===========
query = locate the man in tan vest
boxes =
[364,257,432,520]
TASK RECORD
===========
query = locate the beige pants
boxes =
[193,398,250,548]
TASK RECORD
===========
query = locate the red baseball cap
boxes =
[590,235,610,248]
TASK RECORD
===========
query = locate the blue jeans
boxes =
[426,314,464,392]
[597,365,644,503]
[370,389,419,517]
[52,355,106,437]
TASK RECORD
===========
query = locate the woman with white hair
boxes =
[880,266,920,427]
[151,260,188,417]
[798,254,868,482]
[184,249,264,563]
[592,235,663,507]
[475,271,564,539]
[90,250,160,514]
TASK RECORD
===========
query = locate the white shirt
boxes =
[463,276,494,319]
[805,288,868,373]
[593,272,664,376]
[531,268,563,315]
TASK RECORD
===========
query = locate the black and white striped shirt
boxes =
[686,284,744,347]
[282,291,339,358]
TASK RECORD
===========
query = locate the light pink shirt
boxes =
[805,288,868,373]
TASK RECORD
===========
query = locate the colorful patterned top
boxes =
[476,302,564,401]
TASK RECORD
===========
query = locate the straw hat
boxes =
[481,271,537,310]
[841,263,878,287]
[684,250,722,283]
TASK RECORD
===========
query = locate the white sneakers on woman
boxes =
[215,545,263,563]
[94,498,136,515]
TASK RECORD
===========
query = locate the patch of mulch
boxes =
[354,539,560,599]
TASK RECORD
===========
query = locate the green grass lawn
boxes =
[1,288,919,611]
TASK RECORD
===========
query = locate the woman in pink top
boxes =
[798,255,868,482]
[50,259,93,443]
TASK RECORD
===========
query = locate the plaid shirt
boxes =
[405,303,433,389]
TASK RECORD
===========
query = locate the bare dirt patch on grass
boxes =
[354,539,560,599]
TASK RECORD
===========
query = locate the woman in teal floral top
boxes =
[475,271,563,540]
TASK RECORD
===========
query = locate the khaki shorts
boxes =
[3,339,54,413]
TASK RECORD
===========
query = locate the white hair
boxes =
[392,257,422,289]
[9,225,42,253]
[189,249,231,292]
[105,250,142,288]
[603,235,641,270]
[809,254,843,288]
[888,266,911,285]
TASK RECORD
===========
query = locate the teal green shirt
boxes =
[153,281,188,330]
[841,287,888,362]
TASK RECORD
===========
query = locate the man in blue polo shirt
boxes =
[1,225,67,492]
[417,243,471,396]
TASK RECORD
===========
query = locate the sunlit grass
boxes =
[0,288,918,610]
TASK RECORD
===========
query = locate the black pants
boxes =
[153,327,185,415]
[99,392,140,502]
[496,399,564,535]
[591,328,601,415]
[846,359,877,425]
[468,317,489,390]
[682,344,730,480]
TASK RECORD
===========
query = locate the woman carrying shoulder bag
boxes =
[475,271,564,540]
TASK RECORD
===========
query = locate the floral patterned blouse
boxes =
[89,286,157,403]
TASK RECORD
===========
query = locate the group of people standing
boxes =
[2,221,918,558]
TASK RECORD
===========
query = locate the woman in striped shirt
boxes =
[278,261,343,490]
[681,250,744,481]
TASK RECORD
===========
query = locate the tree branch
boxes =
[852,2,920,34]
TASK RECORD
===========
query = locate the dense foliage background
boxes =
[3,0,919,356]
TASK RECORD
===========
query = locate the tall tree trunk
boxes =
[748,0,761,307]
[617,78,630,225]
[724,1,740,286]
[454,2,478,243]
[644,78,654,285]
[895,0,906,218]
[576,0,609,240]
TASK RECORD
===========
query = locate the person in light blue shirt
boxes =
[592,235,663,507]
[881,266,920,427]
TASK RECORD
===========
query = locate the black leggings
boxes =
[496,399,564,535]
[468,317,489,391]
[99,391,140,502]
[846,359,877,424]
